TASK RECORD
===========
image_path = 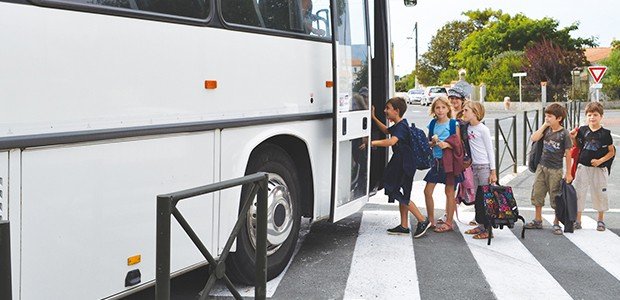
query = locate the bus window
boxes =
[56,0,210,19]
[221,0,330,38]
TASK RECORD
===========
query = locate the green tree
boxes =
[415,20,475,86]
[454,12,596,83]
[479,51,525,102]
[600,48,620,100]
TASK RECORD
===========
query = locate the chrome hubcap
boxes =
[247,173,294,256]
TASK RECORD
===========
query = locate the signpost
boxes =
[588,66,607,102]
[513,72,527,105]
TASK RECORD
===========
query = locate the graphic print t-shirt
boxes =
[577,125,613,169]
[540,128,572,169]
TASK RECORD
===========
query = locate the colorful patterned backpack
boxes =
[475,184,526,245]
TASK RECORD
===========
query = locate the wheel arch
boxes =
[247,135,314,219]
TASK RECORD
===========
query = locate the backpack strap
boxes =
[428,119,437,140]
[518,215,526,239]
[449,119,457,136]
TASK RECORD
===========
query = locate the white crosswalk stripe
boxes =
[542,214,620,281]
[344,211,421,299]
[456,212,571,299]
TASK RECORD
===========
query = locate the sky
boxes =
[389,0,618,76]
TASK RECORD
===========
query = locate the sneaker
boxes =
[413,218,431,238]
[597,221,606,231]
[524,219,543,229]
[387,225,410,235]
[574,221,582,230]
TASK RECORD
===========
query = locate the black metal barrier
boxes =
[495,115,518,179]
[155,172,268,300]
[523,109,541,165]
[1,221,11,300]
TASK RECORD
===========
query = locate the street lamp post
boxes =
[571,69,581,100]
[406,22,418,88]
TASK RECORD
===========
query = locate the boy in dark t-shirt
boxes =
[570,102,616,231]
[371,97,430,238]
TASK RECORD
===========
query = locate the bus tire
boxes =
[226,144,301,284]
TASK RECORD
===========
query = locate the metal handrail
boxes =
[155,172,268,300]
[523,109,540,165]
[494,115,518,179]
[1,220,11,300]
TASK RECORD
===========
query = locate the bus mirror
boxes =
[403,0,417,7]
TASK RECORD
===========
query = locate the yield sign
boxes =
[588,66,607,84]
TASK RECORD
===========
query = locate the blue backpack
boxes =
[408,123,433,170]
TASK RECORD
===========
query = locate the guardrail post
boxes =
[513,115,517,174]
[155,196,173,300]
[1,221,11,300]
[523,111,527,166]
[495,118,500,178]
[255,176,268,300]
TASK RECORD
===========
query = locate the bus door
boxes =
[330,0,371,222]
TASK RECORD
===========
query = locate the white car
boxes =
[421,86,447,106]
[407,89,424,104]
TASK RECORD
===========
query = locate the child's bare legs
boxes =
[598,211,605,222]
[534,205,542,221]
[424,183,436,226]
[399,204,409,228]
[444,184,456,225]
[576,211,582,223]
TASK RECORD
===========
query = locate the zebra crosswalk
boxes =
[201,187,620,299]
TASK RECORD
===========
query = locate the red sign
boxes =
[588,66,608,84]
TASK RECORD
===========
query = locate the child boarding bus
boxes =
[0,0,414,298]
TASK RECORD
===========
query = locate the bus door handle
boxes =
[342,117,347,135]
[362,117,368,130]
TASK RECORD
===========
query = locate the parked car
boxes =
[407,89,424,104]
[421,86,447,106]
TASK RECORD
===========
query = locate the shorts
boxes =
[573,164,609,212]
[531,165,563,208]
[385,174,413,206]
[424,159,463,186]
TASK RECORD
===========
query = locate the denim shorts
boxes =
[424,159,463,186]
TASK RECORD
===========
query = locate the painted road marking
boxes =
[457,211,571,299]
[344,210,421,299]
[542,214,620,281]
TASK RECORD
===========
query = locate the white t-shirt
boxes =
[467,123,496,170]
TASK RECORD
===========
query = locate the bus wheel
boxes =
[226,144,301,284]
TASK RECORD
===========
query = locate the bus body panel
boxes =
[0,3,332,138]
[19,133,215,299]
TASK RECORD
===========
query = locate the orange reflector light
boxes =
[127,255,141,266]
[325,81,333,88]
[204,80,218,89]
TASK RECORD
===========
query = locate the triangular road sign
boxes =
[588,66,607,84]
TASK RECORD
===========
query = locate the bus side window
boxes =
[221,0,265,28]
[259,0,303,32]
[57,0,210,19]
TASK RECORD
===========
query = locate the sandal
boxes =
[434,223,453,233]
[597,221,606,231]
[468,220,478,226]
[473,231,492,239]
[552,224,563,235]
[465,227,482,235]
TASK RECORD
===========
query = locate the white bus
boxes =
[0,0,409,298]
